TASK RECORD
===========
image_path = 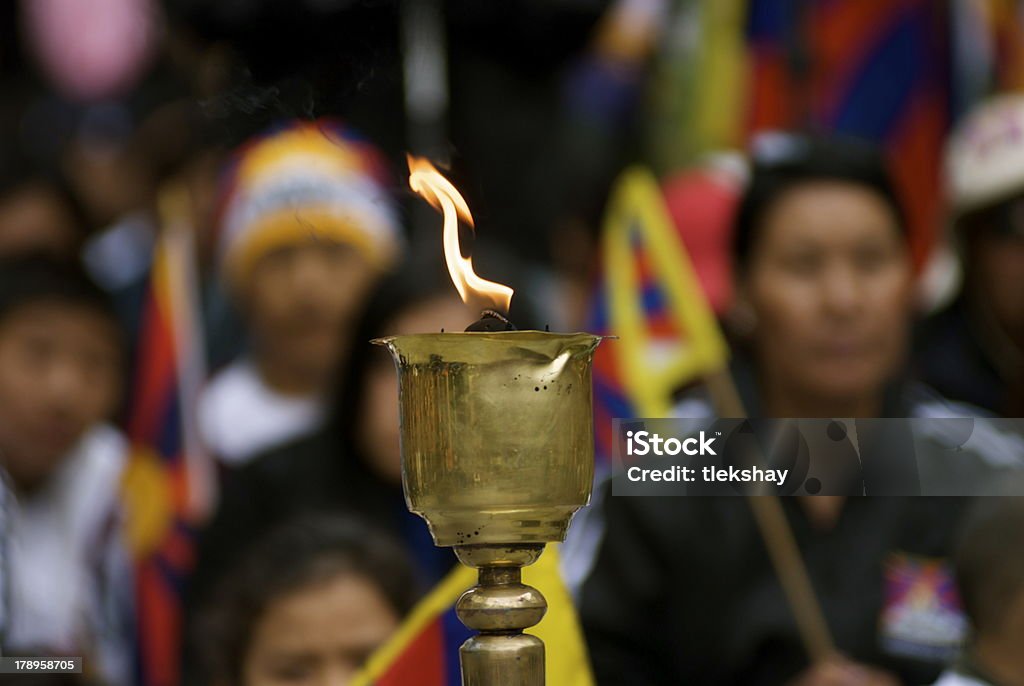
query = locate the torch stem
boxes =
[455,544,547,685]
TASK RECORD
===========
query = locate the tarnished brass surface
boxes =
[374,331,602,547]
[374,331,603,685]
[460,634,544,686]
[455,545,548,686]
[453,544,544,569]
[455,548,548,632]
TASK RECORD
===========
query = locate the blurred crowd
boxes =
[0,1,1024,685]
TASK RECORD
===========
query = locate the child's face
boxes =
[0,302,121,490]
[242,240,377,383]
[243,573,400,686]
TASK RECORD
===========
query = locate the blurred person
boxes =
[931,493,1024,686]
[184,262,494,684]
[189,262,477,607]
[78,99,226,317]
[917,95,1024,417]
[578,135,1012,685]
[195,515,417,686]
[726,133,916,419]
[0,152,83,259]
[0,255,131,684]
[59,100,166,314]
[197,120,403,466]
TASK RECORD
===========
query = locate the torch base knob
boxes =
[453,544,549,686]
[456,570,546,632]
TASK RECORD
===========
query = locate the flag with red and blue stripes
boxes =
[121,191,211,686]
[746,0,950,267]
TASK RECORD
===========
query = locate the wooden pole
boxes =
[702,367,836,662]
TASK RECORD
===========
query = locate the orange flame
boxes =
[407,155,514,313]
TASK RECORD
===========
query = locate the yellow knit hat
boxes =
[217,120,404,285]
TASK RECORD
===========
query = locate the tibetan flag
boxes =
[588,166,732,464]
[351,545,594,686]
[121,185,212,686]
[745,0,951,267]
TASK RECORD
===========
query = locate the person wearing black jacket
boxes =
[577,135,1003,685]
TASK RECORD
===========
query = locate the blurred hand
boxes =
[788,657,901,686]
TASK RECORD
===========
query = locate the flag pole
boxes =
[704,367,836,662]
[156,183,215,522]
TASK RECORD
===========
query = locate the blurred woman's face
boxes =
[741,181,912,407]
[360,295,476,484]
[243,573,399,686]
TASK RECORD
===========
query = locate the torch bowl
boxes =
[374,331,602,547]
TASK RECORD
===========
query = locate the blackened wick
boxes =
[465,309,516,332]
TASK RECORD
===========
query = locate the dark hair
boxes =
[197,515,417,686]
[954,493,1024,636]
[330,259,457,447]
[0,146,89,243]
[0,254,118,330]
[733,133,907,272]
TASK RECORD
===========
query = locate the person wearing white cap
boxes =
[198,120,403,466]
[916,95,1024,417]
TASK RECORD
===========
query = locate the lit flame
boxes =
[407,155,514,313]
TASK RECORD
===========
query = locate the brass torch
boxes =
[374,330,602,685]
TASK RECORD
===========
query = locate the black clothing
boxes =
[579,359,981,685]
[579,493,970,685]
[916,295,1023,417]
[187,430,454,614]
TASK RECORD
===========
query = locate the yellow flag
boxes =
[603,166,730,417]
[351,544,594,685]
